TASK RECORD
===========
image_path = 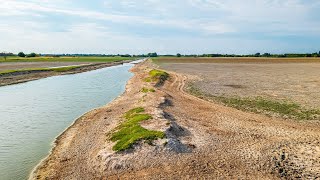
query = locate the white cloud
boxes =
[0,0,319,53]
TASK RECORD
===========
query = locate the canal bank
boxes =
[0,60,142,180]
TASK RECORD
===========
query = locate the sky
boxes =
[0,0,320,54]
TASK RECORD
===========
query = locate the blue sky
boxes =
[0,0,320,54]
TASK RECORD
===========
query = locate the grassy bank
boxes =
[0,65,84,75]
[0,56,135,63]
[187,83,320,120]
[110,107,165,152]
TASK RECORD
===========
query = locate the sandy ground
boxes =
[30,60,320,179]
[160,61,320,108]
[0,61,131,87]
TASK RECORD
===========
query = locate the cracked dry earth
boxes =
[31,61,320,179]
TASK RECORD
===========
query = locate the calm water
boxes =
[0,62,136,180]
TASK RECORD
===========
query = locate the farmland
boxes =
[156,57,320,110]
[0,56,136,86]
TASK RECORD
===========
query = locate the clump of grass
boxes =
[144,77,152,82]
[124,107,145,119]
[149,69,169,81]
[187,83,320,120]
[110,107,165,152]
[144,69,169,86]
[141,87,156,93]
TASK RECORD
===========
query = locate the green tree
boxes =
[27,52,37,57]
[262,53,271,57]
[147,52,158,57]
[18,52,25,57]
[177,53,181,57]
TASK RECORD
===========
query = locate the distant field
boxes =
[157,57,320,119]
[154,57,320,64]
[0,56,136,63]
[0,56,137,72]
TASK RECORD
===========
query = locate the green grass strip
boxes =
[0,66,83,75]
[187,84,320,120]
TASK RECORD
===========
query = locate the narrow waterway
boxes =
[0,61,136,180]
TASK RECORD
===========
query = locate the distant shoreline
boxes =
[0,60,134,87]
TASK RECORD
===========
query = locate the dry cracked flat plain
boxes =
[31,59,320,179]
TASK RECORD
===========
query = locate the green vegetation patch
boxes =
[124,107,145,119]
[149,69,169,80]
[0,66,82,76]
[144,69,169,86]
[110,107,165,152]
[144,77,152,82]
[187,84,320,120]
[141,87,156,93]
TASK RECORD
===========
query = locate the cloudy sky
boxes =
[0,0,319,54]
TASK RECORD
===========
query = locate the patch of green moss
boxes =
[143,69,169,86]
[149,69,169,81]
[144,77,152,82]
[141,87,156,93]
[111,107,165,152]
[124,107,145,119]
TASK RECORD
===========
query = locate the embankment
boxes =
[31,60,320,179]
[0,60,132,87]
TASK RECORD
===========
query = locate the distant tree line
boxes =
[1,51,320,61]
[174,52,320,58]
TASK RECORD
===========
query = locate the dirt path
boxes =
[31,60,320,179]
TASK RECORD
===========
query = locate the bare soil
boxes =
[155,57,320,64]
[159,59,320,109]
[30,60,320,179]
[0,61,130,87]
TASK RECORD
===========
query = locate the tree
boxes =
[177,53,181,57]
[254,53,261,57]
[18,52,25,57]
[147,52,158,57]
[262,53,271,57]
[1,52,7,61]
[27,52,37,57]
